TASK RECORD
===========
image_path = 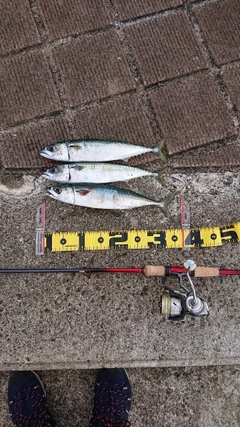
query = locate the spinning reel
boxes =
[160,259,209,321]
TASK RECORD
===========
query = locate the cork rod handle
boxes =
[143,265,220,277]
[194,267,219,277]
[144,265,166,276]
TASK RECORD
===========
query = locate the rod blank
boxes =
[0,266,240,277]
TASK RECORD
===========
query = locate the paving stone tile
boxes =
[0,0,40,55]
[0,117,70,168]
[0,51,62,128]
[112,0,183,21]
[124,11,208,86]
[52,30,136,107]
[72,94,161,165]
[149,74,237,155]
[172,143,240,168]
[222,65,240,115]
[36,0,112,41]
[194,0,240,65]
[72,93,155,147]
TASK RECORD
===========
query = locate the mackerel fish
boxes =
[42,163,167,185]
[47,184,176,218]
[40,139,166,162]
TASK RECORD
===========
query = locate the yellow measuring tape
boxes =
[44,222,240,252]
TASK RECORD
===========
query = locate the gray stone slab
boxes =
[194,0,240,65]
[0,0,40,55]
[124,11,208,85]
[1,366,240,426]
[171,142,240,168]
[0,170,239,370]
[36,0,112,41]
[113,0,183,21]
[149,74,237,155]
[222,64,240,115]
[52,30,136,107]
[0,117,71,169]
[0,51,61,128]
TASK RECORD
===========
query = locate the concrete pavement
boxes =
[0,0,240,425]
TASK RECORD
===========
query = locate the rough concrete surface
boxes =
[0,0,240,425]
[1,169,240,370]
[1,367,240,427]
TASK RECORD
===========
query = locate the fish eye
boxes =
[47,145,55,152]
[49,167,56,173]
[54,187,62,194]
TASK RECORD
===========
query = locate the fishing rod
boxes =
[0,265,240,276]
[1,261,239,321]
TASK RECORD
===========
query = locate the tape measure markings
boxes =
[44,222,240,252]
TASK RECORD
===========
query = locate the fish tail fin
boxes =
[159,192,176,219]
[153,139,166,163]
[153,166,167,186]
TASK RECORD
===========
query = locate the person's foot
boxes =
[8,370,57,427]
[89,368,132,426]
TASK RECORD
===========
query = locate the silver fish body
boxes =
[47,184,175,218]
[42,163,166,185]
[40,139,165,162]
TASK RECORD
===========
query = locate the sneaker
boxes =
[89,368,132,427]
[8,370,57,427]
